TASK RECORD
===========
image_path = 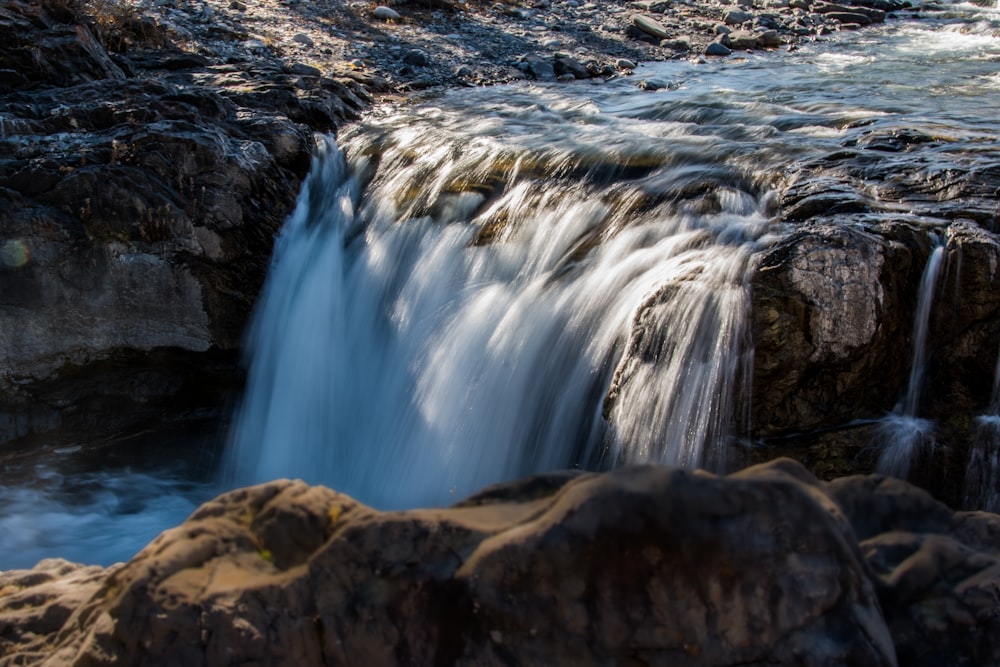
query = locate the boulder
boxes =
[0,460,898,666]
[829,474,1000,667]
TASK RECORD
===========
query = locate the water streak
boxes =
[877,244,945,478]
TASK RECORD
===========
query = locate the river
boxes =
[2,0,998,569]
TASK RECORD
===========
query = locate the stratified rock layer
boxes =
[1,460,902,666]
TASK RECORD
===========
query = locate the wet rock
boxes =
[706,41,733,55]
[554,54,591,79]
[750,222,930,436]
[521,54,558,80]
[0,460,897,667]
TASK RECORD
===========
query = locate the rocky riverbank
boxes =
[2,458,999,666]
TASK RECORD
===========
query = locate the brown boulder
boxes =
[0,460,896,666]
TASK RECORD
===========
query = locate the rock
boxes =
[724,28,759,48]
[757,28,783,46]
[660,36,692,50]
[0,0,384,445]
[628,0,673,11]
[291,32,314,46]
[373,5,401,20]
[0,460,898,666]
[617,58,638,69]
[705,41,733,55]
[403,48,431,66]
[829,473,1000,667]
[632,13,671,39]
[554,54,591,79]
[750,223,927,437]
[521,54,557,81]
[824,11,874,24]
[723,8,755,24]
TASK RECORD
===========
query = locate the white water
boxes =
[876,245,945,479]
[224,123,771,508]
[964,347,1000,511]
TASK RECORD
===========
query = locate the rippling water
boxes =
[3,2,999,568]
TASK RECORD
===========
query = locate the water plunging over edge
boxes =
[876,243,945,479]
[223,120,770,509]
[963,345,1000,511]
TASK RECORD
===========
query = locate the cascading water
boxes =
[224,97,776,508]
[876,243,945,479]
[964,348,1000,511]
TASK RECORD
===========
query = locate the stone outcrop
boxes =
[3,459,999,666]
[0,0,383,444]
[1,459,898,666]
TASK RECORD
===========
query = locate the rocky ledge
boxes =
[1,459,999,666]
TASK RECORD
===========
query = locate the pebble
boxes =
[373,6,401,21]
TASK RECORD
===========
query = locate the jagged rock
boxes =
[750,222,929,437]
[0,460,898,666]
[0,0,383,445]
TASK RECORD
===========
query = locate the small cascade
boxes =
[224,87,777,509]
[963,348,1000,512]
[876,243,945,479]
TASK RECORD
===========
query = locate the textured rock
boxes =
[751,222,926,436]
[0,460,898,666]
[0,0,381,444]
[828,474,1000,667]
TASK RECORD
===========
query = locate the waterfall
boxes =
[963,347,1000,512]
[224,92,774,509]
[876,243,945,479]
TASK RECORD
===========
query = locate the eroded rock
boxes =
[0,460,899,666]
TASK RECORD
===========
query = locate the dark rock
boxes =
[402,48,431,67]
[0,0,384,445]
[750,222,931,437]
[521,54,557,81]
[705,41,733,55]
[0,460,897,666]
[554,54,591,79]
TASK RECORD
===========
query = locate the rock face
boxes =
[0,460,900,666]
[0,0,382,444]
[4,459,1000,666]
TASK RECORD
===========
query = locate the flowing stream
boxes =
[2,1,1000,568]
